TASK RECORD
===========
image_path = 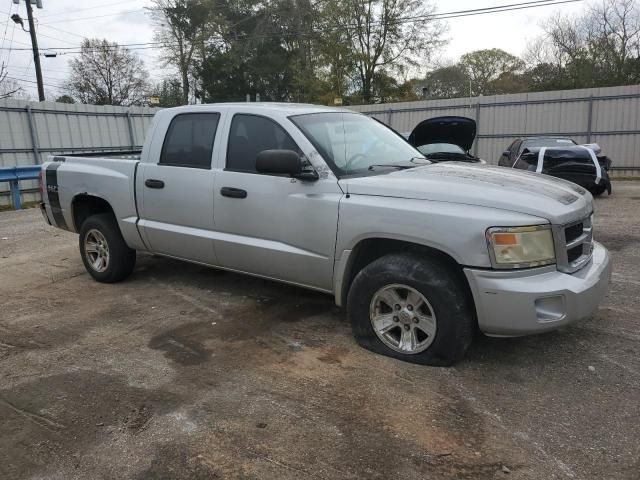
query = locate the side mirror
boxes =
[256,149,318,181]
[256,149,301,175]
[502,150,510,157]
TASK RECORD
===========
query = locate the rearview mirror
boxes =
[256,150,318,181]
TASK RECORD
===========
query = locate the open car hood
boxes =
[408,116,476,152]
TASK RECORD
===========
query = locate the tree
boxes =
[149,0,216,104]
[422,64,470,99]
[198,0,324,103]
[333,0,445,103]
[459,48,524,96]
[0,63,22,100]
[527,0,640,91]
[54,95,75,104]
[68,39,149,106]
[583,0,640,83]
[149,78,184,107]
[152,0,448,104]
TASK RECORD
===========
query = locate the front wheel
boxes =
[347,253,475,366]
[79,213,136,283]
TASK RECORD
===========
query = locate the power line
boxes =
[5,75,65,90]
[7,38,32,48]
[37,0,134,20]
[0,2,14,65]
[4,16,17,65]
[411,0,582,22]
[13,41,169,52]
[3,0,584,54]
[36,31,79,46]
[1,4,12,53]
[39,8,144,26]
[11,73,68,85]
[19,55,33,75]
[38,24,88,40]
[39,0,577,27]
[407,0,577,22]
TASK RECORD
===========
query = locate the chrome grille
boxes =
[554,215,593,273]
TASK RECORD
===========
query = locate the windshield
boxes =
[523,138,577,149]
[290,112,426,176]
[417,143,465,156]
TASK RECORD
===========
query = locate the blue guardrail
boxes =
[0,165,41,209]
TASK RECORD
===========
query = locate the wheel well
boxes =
[341,238,472,307]
[72,195,114,232]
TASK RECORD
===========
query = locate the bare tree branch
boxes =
[68,39,149,106]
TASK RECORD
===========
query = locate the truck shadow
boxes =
[131,254,613,372]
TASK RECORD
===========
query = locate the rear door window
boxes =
[160,113,220,169]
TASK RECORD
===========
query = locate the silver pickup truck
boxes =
[40,103,612,365]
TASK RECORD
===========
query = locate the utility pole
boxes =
[24,0,45,101]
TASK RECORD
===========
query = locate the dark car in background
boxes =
[498,137,612,196]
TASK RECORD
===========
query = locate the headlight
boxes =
[486,226,556,269]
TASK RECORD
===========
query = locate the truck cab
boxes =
[40,104,612,366]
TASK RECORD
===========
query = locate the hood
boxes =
[408,116,476,152]
[340,163,593,225]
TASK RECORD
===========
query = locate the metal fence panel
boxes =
[0,99,158,206]
[3,86,640,206]
[350,84,640,174]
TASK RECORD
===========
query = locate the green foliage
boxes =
[148,0,640,105]
[459,49,525,96]
[54,95,75,104]
[422,65,471,99]
[150,0,217,103]
[154,0,444,105]
[148,79,184,107]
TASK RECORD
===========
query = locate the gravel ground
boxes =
[0,183,638,480]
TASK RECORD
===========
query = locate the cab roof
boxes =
[159,102,356,117]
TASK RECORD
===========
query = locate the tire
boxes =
[347,252,475,366]
[590,185,607,197]
[78,213,136,283]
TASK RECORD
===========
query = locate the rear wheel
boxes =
[347,252,475,366]
[79,213,136,283]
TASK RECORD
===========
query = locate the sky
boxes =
[0,0,587,100]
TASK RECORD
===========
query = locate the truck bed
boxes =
[42,154,141,246]
[55,150,142,161]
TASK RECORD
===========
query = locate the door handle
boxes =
[220,187,247,199]
[145,179,165,189]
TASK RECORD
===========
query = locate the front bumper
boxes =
[464,241,611,337]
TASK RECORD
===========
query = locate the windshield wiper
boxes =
[424,152,465,158]
[367,164,415,171]
[367,158,430,171]
[424,152,478,162]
